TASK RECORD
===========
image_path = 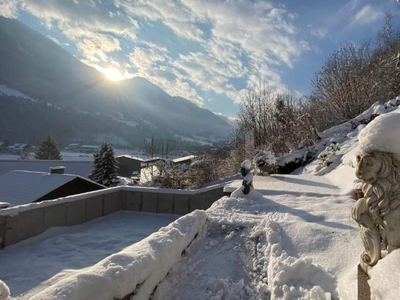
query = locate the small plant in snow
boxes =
[318,142,340,167]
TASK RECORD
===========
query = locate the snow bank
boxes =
[31,210,207,300]
[359,110,400,159]
[369,249,400,300]
[0,280,10,300]
[252,220,338,300]
[294,97,400,175]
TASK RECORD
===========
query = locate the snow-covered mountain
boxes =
[0,16,233,145]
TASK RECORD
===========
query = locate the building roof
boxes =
[0,170,103,207]
[0,160,92,178]
[7,143,27,149]
[116,155,144,161]
[172,155,196,164]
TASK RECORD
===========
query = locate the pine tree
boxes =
[88,143,119,187]
[34,136,62,160]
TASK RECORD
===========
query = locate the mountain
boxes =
[0,17,233,147]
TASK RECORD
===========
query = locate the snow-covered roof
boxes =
[0,160,92,178]
[80,145,100,149]
[7,143,27,149]
[0,202,9,209]
[116,155,144,161]
[172,155,196,164]
[0,170,102,207]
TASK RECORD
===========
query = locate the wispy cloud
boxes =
[19,0,139,61]
[310,27,329,38]
[351,5,384,26]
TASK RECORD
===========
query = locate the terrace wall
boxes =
[0,185,225,249]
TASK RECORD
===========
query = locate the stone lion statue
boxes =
[352,150,400,273]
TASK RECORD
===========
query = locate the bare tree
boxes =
[311,42,375,125]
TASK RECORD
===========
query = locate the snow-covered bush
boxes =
[276,146,317,174]
[142,152,241,189]
[318,142,340,168]
[253,150,277,175]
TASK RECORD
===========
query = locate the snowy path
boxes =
[154,174,363,300]
[0,211,179,299]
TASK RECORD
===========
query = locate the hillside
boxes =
[0,17,233,146]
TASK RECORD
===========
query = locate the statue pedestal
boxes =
[358,264,370,300]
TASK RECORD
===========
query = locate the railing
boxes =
[0,184,225,249]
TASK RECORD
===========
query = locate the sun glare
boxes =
[104,67,124,81]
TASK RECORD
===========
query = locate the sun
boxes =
[104,67,124,81]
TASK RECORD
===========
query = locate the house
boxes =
[6,143,29,154]
[140,157,166,168]
[115,155,144,177]
[0,167,104,207]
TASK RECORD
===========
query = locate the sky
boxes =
[1,0,400,118]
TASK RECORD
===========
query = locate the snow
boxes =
[0,202,9,209]
[0,170,103,206]
[0,211,180,299]
[155,169,361,300]
[369,249,400,300]
[0,84,34,101]
[1,98,400,299]
[0,280,10,300]
[359,110,400,159]
[172,155,196,164]
[29,211,205,300]
[0,160,92,177]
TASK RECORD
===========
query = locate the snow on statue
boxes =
[231,159,261,198]
[0,280,11,300]
[351,110,400,273]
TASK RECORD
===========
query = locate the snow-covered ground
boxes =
[154,171,361,300]
[1,99,400,300]
[0,211,179,299]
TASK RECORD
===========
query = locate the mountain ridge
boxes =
[0,16,233,146]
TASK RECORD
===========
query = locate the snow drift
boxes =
[30,210,207,300]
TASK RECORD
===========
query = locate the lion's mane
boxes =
[360,151,400,223]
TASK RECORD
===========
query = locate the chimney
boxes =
[50,166,66,174]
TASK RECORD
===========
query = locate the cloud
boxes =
[129,43,169,71]
[310,27,329,38]
[19,0,139,61]
[0,0,20,18]
[351,5,384,26]
[47,35,61,45]
[14,0,309,107]
[116,0,204,42]
[123,0,308,102]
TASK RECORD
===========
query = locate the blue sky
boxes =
[1,0,400,119]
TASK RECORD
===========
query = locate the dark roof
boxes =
[0,170,104,206]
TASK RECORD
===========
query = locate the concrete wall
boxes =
[0,185,224,249]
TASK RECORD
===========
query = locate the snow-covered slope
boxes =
[294,98,400,177]
[0,84,33,100]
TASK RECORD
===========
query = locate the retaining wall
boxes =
[0,185,225,249]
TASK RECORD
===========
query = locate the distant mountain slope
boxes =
[0,17,233,144]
